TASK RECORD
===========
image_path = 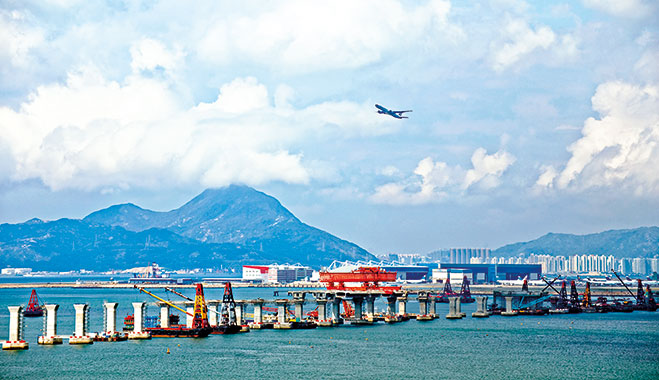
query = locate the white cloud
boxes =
[0,67,393,191]
[0,10,44,67]
[371,148,515,204]
[130,38,183,74]
[537,81,659,194]
[197,0,458,72]
[582,0,655,18]
[490,18,556,72]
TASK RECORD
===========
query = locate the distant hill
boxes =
[0,185,375,271]
[494,227,659,258]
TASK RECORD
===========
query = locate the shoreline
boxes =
[0,282,637,296]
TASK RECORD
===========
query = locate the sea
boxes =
[0,281,658,380]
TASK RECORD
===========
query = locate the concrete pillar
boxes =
[386,296,397,315]
[316,300,327,321]
[501,296,518,316]
[472,296,489,318]
[45,304,59,337]
[293,301,304,322]
[186,305,194,328]
[418,294,429,315]
[457,297,466,317]
[253,302,263,324]
[3,306,28,349]
[132,302,146,333]
[397,296,408,316]
[159,304,171,328]
[73,304,89,336]
[446,297,462,319]
[235,303,244,325]
[331,299,341,323]
[7,306,23,341]
[104,302,118,333]
[429,297,437,317]
[207,302,218,327]
[352,297,363,320]
[365,296,376,317]
[277,302,288,324]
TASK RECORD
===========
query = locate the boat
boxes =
[23,289,44,317]
[145,326,212,338]
[211,324,242,335]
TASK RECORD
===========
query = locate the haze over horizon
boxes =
[1,1,658,255]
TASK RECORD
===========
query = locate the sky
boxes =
[1,0,658,255]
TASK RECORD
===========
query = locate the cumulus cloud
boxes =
[0,9,44,67]
[489,17,578,72]
[197,0,458,72]
[536,81,659,194]
[0,59,393,191]
[582,0,655,18]
[371,148,515,204]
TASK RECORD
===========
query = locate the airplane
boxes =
[375,104,412,119]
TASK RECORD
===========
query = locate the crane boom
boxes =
[164,287,222,316]
[134,285,193,317]
[612,271,635,297]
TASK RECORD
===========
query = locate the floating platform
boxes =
[416,315,433,321]
[2,340,29,350]
[69,336,94,344]
[127,331,152,339]
[38,336,63,345]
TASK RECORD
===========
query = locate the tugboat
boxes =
[23,289,44,317]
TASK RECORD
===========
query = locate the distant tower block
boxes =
[128,302,150,339]
[70,304,93,344]
[38,304,63,345]
[446,297,463,319]
[104,302,118,333]
[472,296,490,318]
[2,306,28,350]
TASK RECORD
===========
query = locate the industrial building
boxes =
[242,264,313,284]
[435,263,542,284]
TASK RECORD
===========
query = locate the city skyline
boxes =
[1,1,658,255]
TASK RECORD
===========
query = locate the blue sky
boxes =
[1,0,658,254]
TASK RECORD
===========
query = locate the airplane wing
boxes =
[394,110,413,114]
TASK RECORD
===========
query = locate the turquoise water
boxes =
[1,287,658,380]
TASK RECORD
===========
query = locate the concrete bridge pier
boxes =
[273,300,291,329]
[293,300,304,322]
[418,294,429,316]
[253,301,264,324]
[456,298,466,317]
[429,297,437,317]
[386,296,397,315]
[207,301,219,327]
[397,296,408,316]
[70,304,93,344]
[501,296,518,316]
[365,295,376,319]
[472,296,490,318]
[352,297,364,320]
[446,297,463,319]
[159,304,171,328]
[2,306,28,350]
[128,302,150,339]
[38,304,62,345]
[331,298,342,324]
[103,302,118,333]
[235,303,245,325]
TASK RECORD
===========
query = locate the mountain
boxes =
[494,227,659,258]
[0,185,374,271]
